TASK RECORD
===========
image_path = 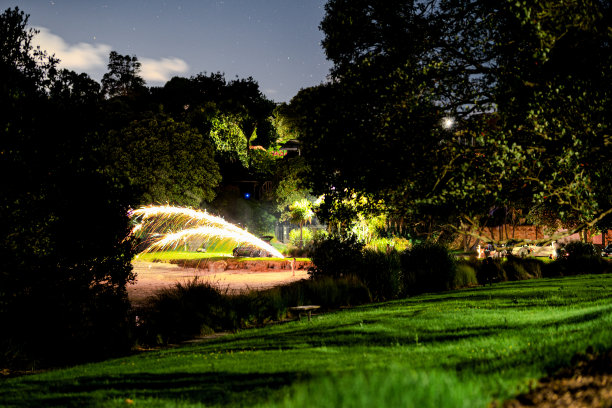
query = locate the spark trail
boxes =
[130,205,283,258]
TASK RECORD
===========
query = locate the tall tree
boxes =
[101,51,147,98]
[104,115,222,207]
[1,7,135,367]
[296,0,611,241]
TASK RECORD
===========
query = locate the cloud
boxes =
[34,27,111,71]
[33,27,189,83]
[140,57,189,82]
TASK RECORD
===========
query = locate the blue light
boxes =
[244,192,251,199]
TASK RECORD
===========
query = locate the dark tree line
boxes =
[0,7,280,367]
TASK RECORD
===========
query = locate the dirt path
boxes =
[128,261,309,306]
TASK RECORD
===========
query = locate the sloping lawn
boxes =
[2,274,612,407]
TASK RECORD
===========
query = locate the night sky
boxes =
[9,0,331,102]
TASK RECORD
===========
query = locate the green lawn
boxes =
[2,274,612,407]
[134,250,234,262]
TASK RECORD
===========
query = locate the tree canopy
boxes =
[292,0,611,242]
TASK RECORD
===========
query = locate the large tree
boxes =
[101,50,147,98]
[295,0,611,242]
[0,8,135,366]
[104,115,222,207]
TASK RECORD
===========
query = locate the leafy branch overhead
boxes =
[290,0,611,242]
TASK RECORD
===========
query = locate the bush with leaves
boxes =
[475,257,507,285]
[453,262,478,289]
[308,233,365,279]
[400,242,457,295]
[137,275,371,345]
[289,227,313,247]
[503,255,543,281]
[544,241,610,277]
[563,241,599,258]
[359,249,403,301]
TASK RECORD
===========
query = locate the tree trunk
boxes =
[299,223,303,248]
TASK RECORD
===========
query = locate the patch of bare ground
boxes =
[128,261,309,307]
[502,349,612,408]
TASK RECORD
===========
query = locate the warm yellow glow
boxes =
[130,205,284,258]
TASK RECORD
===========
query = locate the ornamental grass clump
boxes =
[452,262,478,289]
[360,249,403,300]
[136,278,232,345]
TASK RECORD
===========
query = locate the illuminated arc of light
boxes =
[146,225,283,258]
[130,205,284,258]
[131,205,246,235]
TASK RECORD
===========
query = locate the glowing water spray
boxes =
[130,205,284,258]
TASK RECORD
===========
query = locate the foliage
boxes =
[475,257,507,285]
[452,262,478,289]
[503,256,543,281]
[104,115,221,206]
[295,0,612,241]
[502,258,531,281]
[137,275,371,345]
[206,189,277,237]
[544,241,611,277]
[289,227,313,247]
[285,199,315,248]
[101,51,147,98]
[308,233,365,279]
[0,7,135,368]
[273,156,313,213]
[3,275,612,407]
[401,242,457,295]
[360,249,403,300]
[563,241,600,258]
[137,279,231,344]
[366,237,412,253]
[209,111,250,166]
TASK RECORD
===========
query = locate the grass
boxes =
[2,274,612,407]
[134,250,234,262]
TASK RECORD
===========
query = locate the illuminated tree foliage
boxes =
[295,0,611,241]
[104,115,221,207]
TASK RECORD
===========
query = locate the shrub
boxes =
[282,276,371,309]
[545,241,611,276]
[309,234,365,279]
[503,255,543,281]
[453,262,478,289]
[400,242,457,295]
[137,279,232,345]
[475,257,507,285]
[546,255,611,277]
[360,249,403,300]
[503,259,530,281]
[563,241,599,258]
[366,237,411,253]
[289,227,314,247]
[286,245,311,258]
[137,275,372,345]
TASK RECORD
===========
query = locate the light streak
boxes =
[130,205,284,258]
